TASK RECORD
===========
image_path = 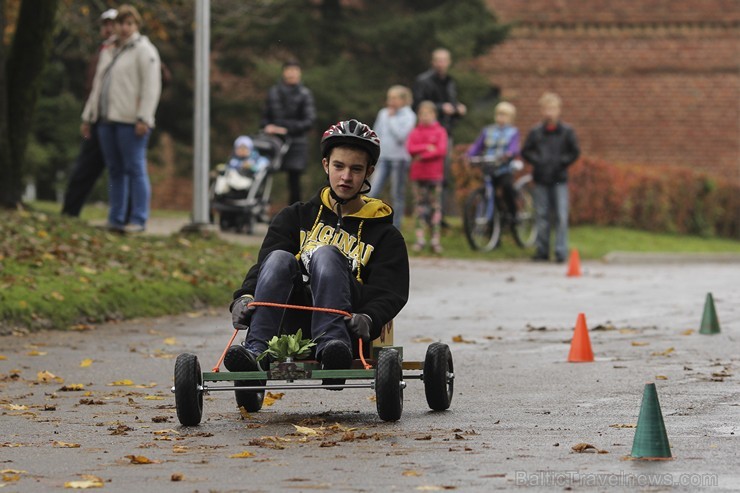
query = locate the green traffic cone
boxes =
[630,383,672,459]
[699,292,720,335]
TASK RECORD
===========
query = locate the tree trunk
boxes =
[0,0,11,207]
[0,0,59,208]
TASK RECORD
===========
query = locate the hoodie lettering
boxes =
[300,222,372,269]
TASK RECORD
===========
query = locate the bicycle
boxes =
[462,155,537,251]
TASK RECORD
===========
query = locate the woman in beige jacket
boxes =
[82,4,161,233]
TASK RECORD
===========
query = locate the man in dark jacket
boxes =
[261,60,316,204]
[61,9,118,217]
[412,48,467,222]
[521,92,580,263]
[225,119,409,388]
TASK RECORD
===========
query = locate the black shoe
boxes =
[319,340,352,390]
[531,253,549,262]
[224,345,265,387]
[555,255,566,264]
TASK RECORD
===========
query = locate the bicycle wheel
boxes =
[463,188,501,252]
[512,175,537,248]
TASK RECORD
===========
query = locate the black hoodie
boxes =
[233,187,409,339]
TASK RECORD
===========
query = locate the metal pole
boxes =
[188,0,211,228]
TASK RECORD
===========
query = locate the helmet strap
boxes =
[326,178,372,232]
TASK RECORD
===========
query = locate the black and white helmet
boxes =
[320,119,381,167]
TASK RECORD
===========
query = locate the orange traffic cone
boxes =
[566,249,582,277]
[568,313,594,362]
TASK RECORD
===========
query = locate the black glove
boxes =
[345,313,373,342]
[230,295,256,330]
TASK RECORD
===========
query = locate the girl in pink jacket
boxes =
[406,101,448,253]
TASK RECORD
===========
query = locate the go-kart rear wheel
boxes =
[174,353,203,426]
[234,382,264,412]
[375,349,403,422]
[423,343,454,411]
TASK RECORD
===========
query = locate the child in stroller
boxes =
[211,134,289,234]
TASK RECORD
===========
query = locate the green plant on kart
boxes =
[257,329,321,363]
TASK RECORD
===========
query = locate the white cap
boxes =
[100,9,118,22]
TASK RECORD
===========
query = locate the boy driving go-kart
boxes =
[224,119,410,386]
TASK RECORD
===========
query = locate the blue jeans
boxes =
[97,123,151,227]
[533,183,569,260]
[244,247,358,357]
[369,158,410,229]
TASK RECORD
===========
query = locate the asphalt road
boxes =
[1,258,738,492]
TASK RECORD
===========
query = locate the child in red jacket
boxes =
[406,101,448,253]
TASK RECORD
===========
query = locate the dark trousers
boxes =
[244,247,359,357]
[61,129,105,217]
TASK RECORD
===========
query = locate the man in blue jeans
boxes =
[225,120,410,387]
[521,92,580,263]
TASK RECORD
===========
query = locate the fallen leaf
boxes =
[651,347,675,357]
[229,450,255,458]
[37,370,64,384]
[680,329,694,336]
[292,425,319,436]
[631,341,649,347]
[655,375,668,380]
[403,470,423,477]
[172,445,188,453]
[619,328,638,335]
[263,392,284,407]
[18,300,28,309]
[0,355,6,360]
[171,473,183,482]
[152,416,170,423]
[412,337,434,343]
[53,441,81,448]
[451,335,475,344]
[69,324,95,331]
[144,396,165,401]
[108,379,134,386]
[2,404,29,411]
[367,395,377,402]
[59,384,85,391]
[125,455,160,464]
[238,407,253,420]
[163,337,177,346]
[50,292,65,301]
[609,423,637,428]
[64,475,104,489]
[572,443,607,453]
[80,359,93,368]
[152,429,180,436]
[27,350,48,356]
[415,435,433,441]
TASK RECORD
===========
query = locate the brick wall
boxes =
[478,0,740,180]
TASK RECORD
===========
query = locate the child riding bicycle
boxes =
[466,102,521,219]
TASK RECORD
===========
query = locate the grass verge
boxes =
[0,208,257,332]
[406,218,740,260]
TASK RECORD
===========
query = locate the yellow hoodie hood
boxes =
[320,187,393,220]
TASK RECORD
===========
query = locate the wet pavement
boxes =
[1,259,738,492]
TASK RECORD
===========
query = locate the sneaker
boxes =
[319,340,352,390]
[412,241,425,253]
[555,255,566,264]
[104,222,125,233]
[531,252,549,262]
[224,345,265,387]
[124,223,145,234]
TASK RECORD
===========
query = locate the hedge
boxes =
[451,147,740,239]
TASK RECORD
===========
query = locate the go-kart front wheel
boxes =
[375,349,403,422]
[174,353,204,426]
[423,343,454,411]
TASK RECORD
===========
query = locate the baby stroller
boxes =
[210,134,290,234]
